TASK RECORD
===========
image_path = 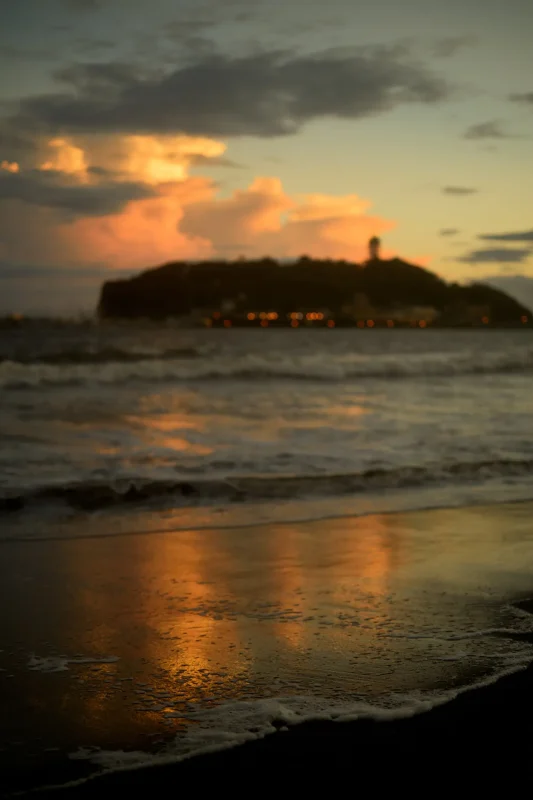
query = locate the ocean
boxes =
[1,323,533,788]
[2,324,533,526]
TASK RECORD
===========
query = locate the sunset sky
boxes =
[1,0,532,314]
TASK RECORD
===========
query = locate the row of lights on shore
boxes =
[207,312,530,328]
[213,319,337,328]
[482,315,529,324]
[208,313,418,328]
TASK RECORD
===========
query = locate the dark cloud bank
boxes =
[0,169,153,216]
[5,47,451,141]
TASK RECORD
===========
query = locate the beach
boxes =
[1,325,533,794]
[36,659,533,793]
[2,501,533,794]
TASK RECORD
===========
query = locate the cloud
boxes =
[464,120,509,140]
[71,37,116,56]
[189,154,244,169]
[162,20,216,56]
[509,92,533,105]
[0,160,19,173]
[439,227,460,236]
[84,133,228,183]
[0,125,36,165]
[39,136,87,174]
[180,177,395,261]
[8,47,450,140]
[442,186,477,195]
[0,169,154,217]
[0,134,397,272]
[479,228,533,242]
[458,247,532,264]
[431,36,477,58]
[164,21,213,41]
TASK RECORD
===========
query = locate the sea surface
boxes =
[1,323,533,530]
[1,323,533,786]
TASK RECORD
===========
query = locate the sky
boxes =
[0,0,532,314]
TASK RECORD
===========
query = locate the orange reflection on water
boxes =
[138,530,245,685]
[251,512,401,655]
[16,501,533,754]
[125,413,213,455]
[49,507,407,740]
[265,523,306,648]
[157,436,212,454]
[325,403,369,425]
[338,513,398,595]
[326,514,399,645]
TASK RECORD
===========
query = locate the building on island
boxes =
[368,236,381,262]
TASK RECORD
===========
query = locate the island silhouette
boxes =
[98,238,530,328]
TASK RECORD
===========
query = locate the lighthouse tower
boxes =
[368,236,381,262]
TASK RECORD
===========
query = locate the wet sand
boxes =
[2,501,533,794]
[36,658,533,794]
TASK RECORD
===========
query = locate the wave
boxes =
[1,347,533,388]
[0,346,202,367]
[2,457,532,513]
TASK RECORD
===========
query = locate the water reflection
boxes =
[266,523,305,648]
[4,503,533,752]
[125,413,213,455]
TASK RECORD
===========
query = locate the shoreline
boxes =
[20,653,533,795]
[3,487,533,546]
[2,501,533,794]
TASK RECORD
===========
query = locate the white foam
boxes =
[1,344,532,389]
[28,654,119,673]
[59,652,533,792]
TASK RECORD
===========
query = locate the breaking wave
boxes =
[1,347,533,388]
[0,346,202,367]
[2,457,532,513]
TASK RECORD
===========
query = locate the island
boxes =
[97,240,531,328]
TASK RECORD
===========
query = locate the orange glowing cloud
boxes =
[119,135,226,184]
[0,134,397,269]
[35,133,227,186]
[181,178,395,261]
[290,193,371,221]
[80,133,228,185]
[61,178,214,269]
[1,160,20,173]
[39,138,88,178]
